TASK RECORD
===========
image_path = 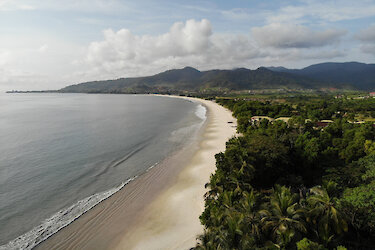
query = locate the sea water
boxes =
[0,93,206,249]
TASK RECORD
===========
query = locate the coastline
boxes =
[35,96,236,250]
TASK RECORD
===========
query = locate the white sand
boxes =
[114,97,236,250]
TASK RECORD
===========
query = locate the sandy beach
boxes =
[36,96,236,250]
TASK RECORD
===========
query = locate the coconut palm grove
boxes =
[195,95,375,249]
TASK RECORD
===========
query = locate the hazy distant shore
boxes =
[35,95,236,250]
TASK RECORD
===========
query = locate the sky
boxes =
[0,0,375,91]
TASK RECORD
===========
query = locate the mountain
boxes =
[60,62,375,94]
[266,66,290,72]
[268,62,375,90]
[60,67,321,94]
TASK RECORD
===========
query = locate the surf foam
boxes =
[194,104,207,121]
[0,177,137,250]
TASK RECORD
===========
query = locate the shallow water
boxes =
[0,93,205,249]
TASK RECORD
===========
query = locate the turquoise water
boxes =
[0,93,205,249]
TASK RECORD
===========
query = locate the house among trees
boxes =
[251,116,275,123]
[251,116,335,128]
[275,117,291,123]
[315,119,334,128]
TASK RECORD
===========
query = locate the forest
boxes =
[195,95,375,249]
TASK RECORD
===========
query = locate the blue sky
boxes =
[0,0,375,91]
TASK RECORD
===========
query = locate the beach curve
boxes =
[35,95,236,250]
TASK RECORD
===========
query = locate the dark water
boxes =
[0,93,205,249]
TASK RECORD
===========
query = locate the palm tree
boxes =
[306,186,348,245]
[204,173,223,200]
[222,191,235,208]
[225,212,244,247]
[195,228,229,250]
[240,190,261,238]
[260,185,307,249]
[195,231,214,250]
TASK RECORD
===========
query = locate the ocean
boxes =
[0,93,206,249]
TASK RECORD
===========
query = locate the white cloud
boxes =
[0,0,35,11]
[80,19,349,81]
[37,44,48,53]
[82,19,263,79]
[0,0,12,9]
[252,23,346,48]
[0,50,11,66]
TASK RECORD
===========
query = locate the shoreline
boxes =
[35,95,236,250]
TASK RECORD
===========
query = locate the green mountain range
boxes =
[59,62,375,94]
[268,62,375,90]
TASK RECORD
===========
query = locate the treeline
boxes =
[221,97,375,121]
[195,97,375,249]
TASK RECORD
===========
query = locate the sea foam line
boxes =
[194,104,207,121]
[0,175,141,250]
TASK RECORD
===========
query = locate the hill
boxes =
[60,62,375,94]
[60,67,322,94]
[268,62,375,90]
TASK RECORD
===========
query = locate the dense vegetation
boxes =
[59,62,375,94]
[268,62,375,90]
[195,96,375,249]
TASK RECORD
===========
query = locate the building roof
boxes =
[316,122,330,127]
[275,117,291,122]
[251,116,275,121]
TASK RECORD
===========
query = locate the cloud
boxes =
[0,34,86,91]
[0,0,12,9]
[0,0,35,11]
[271,49,346,61]
[89,19,212,60]
[80,19,350,81]
[37,44,48,53]
[356,24,375,55]
[0,67,55,91]
[252,23,346,48]
[0,50,11,66]
[83,19,263,79]
[81,19,349,81]
[357,24,375,42]
[360,44,375,54]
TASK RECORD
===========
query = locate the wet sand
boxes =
[36,96,236,250]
